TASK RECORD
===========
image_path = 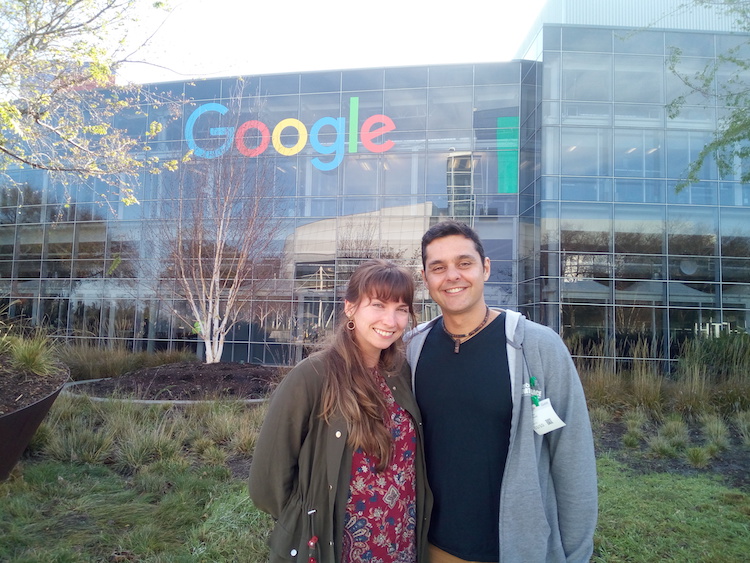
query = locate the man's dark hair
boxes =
[421,220,486,269]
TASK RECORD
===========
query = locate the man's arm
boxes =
[543,331,598,561]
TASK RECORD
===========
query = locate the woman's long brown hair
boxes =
[317,259,416,472]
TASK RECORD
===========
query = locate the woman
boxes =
[249,259,431,562]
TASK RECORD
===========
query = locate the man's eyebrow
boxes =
[426,254,476,267]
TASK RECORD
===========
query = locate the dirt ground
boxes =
[0,362,69,416]
[593,415,749,491]
[67,361,282,401]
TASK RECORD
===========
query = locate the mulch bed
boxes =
[0,362,69,416]
[594,416,750,491]
[67,361,281,401]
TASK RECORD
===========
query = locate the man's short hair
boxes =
[421,220,486,269]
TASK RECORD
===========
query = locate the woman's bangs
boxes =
[369,270,414,307]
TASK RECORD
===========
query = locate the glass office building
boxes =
[1,1,748,364]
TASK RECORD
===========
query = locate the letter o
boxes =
[235,120,270,157]
[272,118,308,156]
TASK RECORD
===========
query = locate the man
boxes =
[406,220,597,563]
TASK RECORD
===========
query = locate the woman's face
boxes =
[345,296,410,368]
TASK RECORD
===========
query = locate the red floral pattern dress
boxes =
[342,374,417,563]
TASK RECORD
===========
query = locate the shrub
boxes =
[700,413,730,452]
[677,333,750,385]
[659,413,690,450]
[647,434,679,458]
[623,409,648,437]
[8,334,60,377]
[627,340,663,417]
[686,447,711,468]
[622,432,641,449]
[59,345,197,381]
[588,406,613,428]
[671,363,711,419]
[734,411,750,447]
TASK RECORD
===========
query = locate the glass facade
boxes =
[2,22,749,365]
[1,63,523,363]
[520,24,750,361]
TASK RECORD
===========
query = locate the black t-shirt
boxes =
[415,313,511,562]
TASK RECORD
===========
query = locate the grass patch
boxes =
[594,456,750,561]
[0,395,271,562]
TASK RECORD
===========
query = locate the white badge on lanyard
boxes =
[532,398,566,435]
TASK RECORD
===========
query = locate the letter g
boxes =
[185,103,235,159]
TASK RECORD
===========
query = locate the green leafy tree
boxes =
[667,0,750,186]
[0,0,178,206]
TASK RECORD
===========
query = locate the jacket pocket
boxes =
[268,492,315,561]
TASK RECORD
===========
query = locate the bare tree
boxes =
[150,153,282,363]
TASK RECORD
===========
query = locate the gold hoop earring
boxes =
[346,319,355,330]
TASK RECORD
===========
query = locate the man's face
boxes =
[422,234,490,318]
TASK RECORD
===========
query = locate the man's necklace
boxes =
[441,306,490,353]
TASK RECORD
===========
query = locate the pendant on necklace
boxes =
[441,306,490,354]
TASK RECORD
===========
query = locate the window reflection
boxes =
[614,204,665,254]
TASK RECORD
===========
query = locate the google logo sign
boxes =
[185,97,395,171]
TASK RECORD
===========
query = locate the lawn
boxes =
[1,392,748,562]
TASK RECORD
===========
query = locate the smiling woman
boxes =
[248,259,432,563]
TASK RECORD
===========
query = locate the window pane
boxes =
[614,129,665,178]
[562,27,612,52]
[562,53,612,102]
[384,89,427,131]
[614,204,665,254]
[614,55,664,103]
[667,206,717,256]
[561,128,612,176]
[428,87,473,129]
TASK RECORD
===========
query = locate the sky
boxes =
[116,0,547,84]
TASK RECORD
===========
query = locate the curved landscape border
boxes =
[62,379,268,406]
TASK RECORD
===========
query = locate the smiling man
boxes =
[406,220,598,563]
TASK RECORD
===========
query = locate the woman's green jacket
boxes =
[248,354,432,562]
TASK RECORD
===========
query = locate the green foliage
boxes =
[0,395,271,561]
[658,413,691,450]
[672,362,711,419]
[667,1,750,188]
[622,432,641,449]
[677,333,750,383]
[0,0,181,206]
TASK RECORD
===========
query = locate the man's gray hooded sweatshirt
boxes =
[406,309,598,563]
